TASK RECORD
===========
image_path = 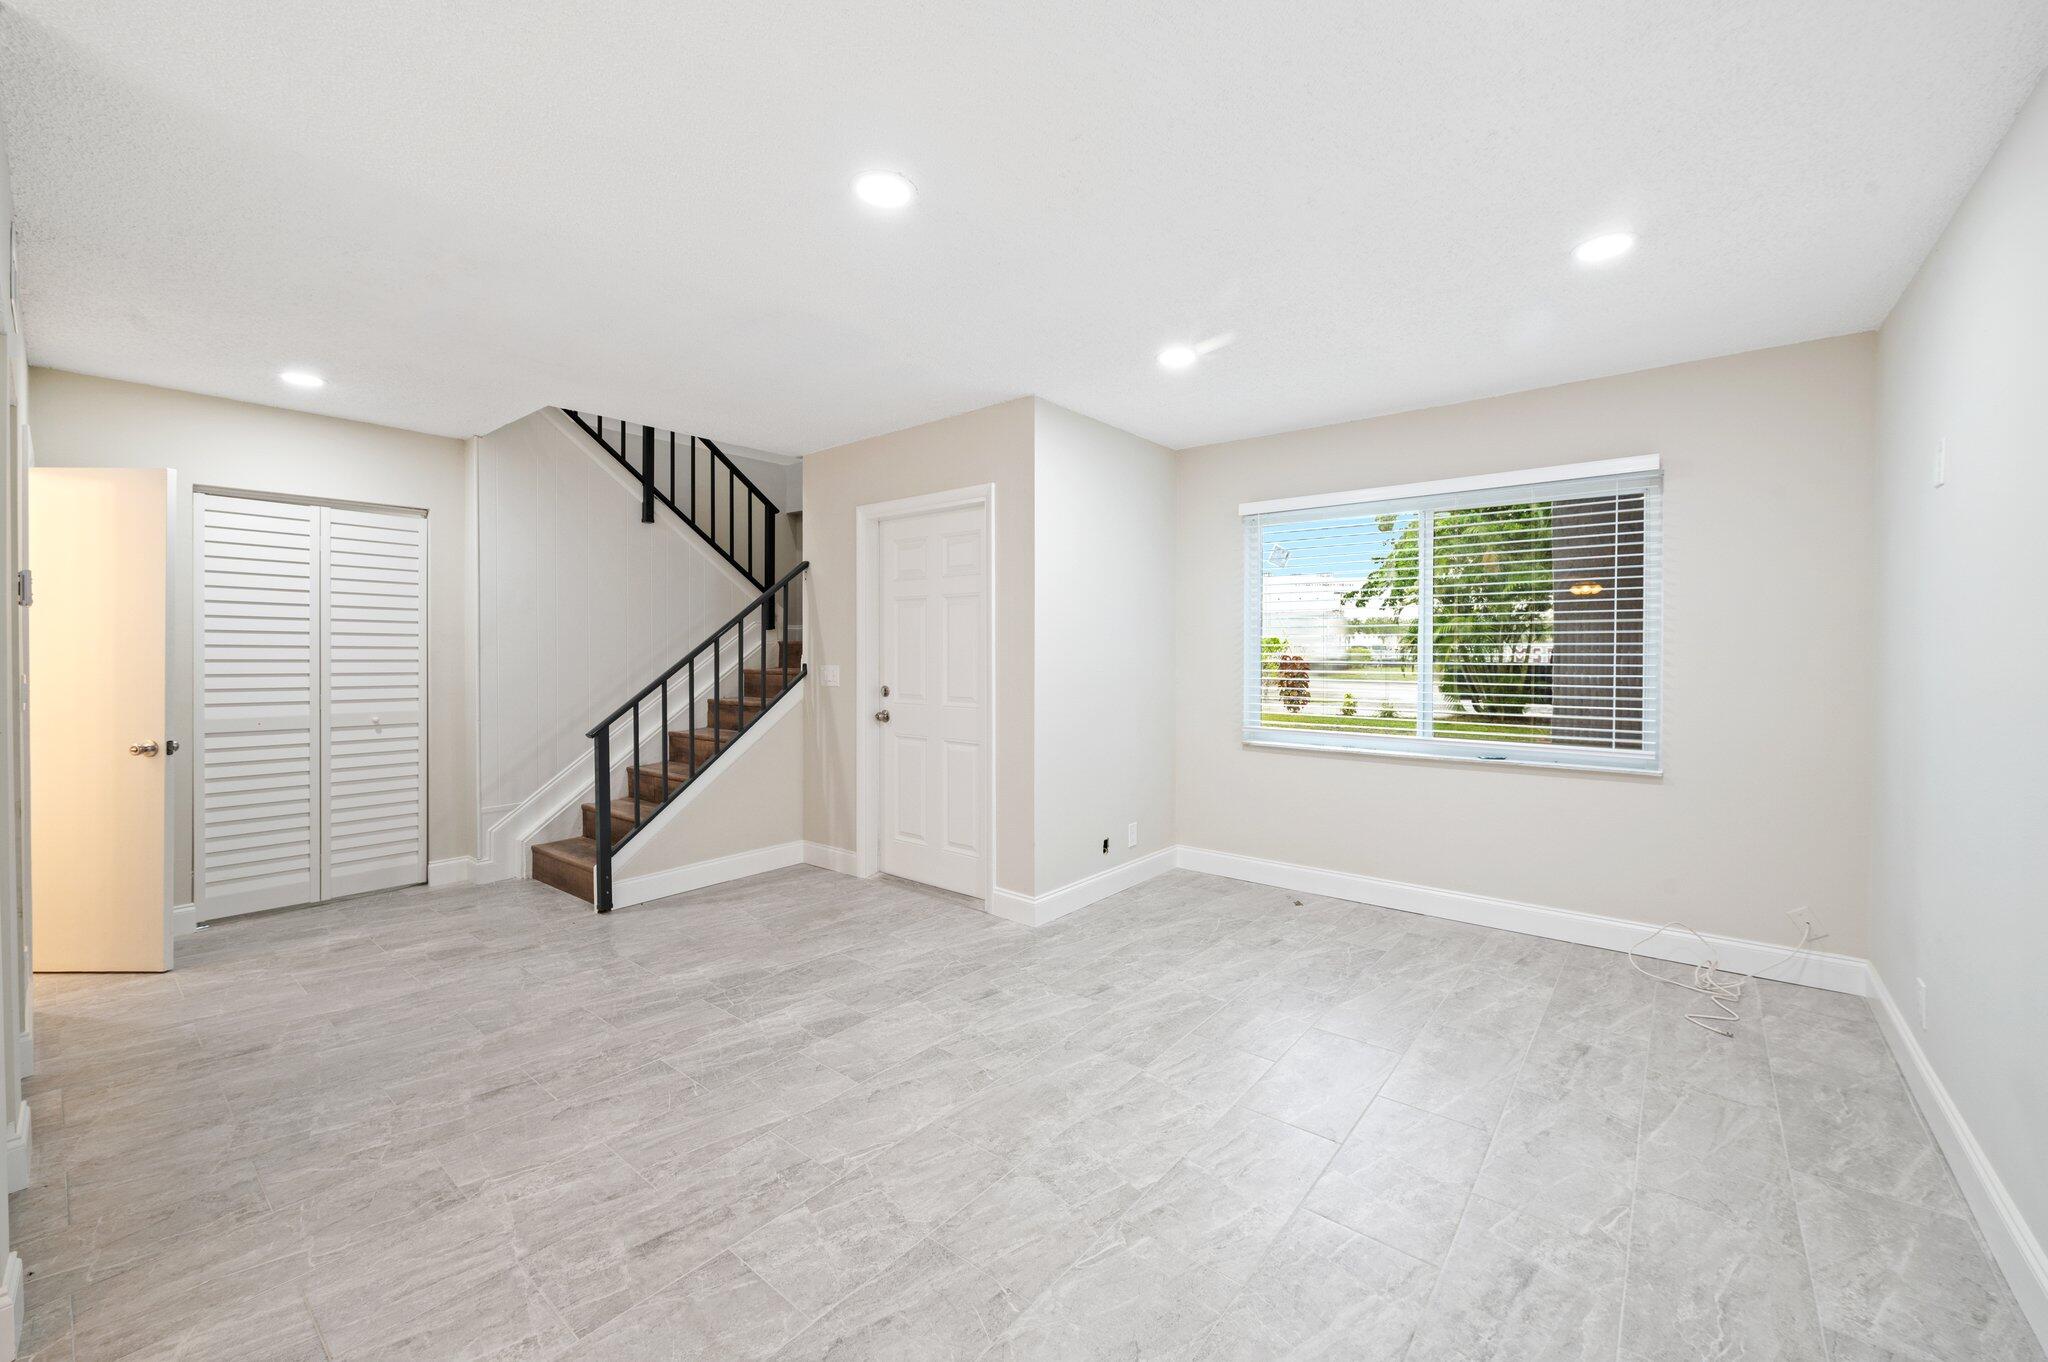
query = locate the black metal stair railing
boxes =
[586,560,808,912]
[562,409,780,622]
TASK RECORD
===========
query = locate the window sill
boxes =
[1240,733,1663,778]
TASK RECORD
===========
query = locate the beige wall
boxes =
[1174,335,1879,954]
[1874,75,2048,1258]
[1033,400,1175,890]
[801,399,1037,894]
[27,368,475,902]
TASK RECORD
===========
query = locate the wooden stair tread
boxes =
[668,727,738,757]
[581,796,652,843]
[532,836,599,903]
[635,760,707,783]
[533,836,598,866]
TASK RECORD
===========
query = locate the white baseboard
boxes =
[427,857,474,887]
[1174,845,1871,996]
[803,842,860,875]
[170,903,197,938]
[1867,970,2048,1346]
[987,847,1179,928]
[612,840,808,909]
[0,1251,19,1359]
[4,1101,26,1195]
[796,840,1866,998]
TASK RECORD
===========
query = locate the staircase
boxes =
[529,408,808,910]
[531,633,804,904]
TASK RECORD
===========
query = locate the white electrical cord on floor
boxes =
[1626,920,1814,1038]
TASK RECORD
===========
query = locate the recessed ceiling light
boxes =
[1157,344,1199,370]
[853,170,916,209]
[1573,231,1636,265]
[278,369,325,389]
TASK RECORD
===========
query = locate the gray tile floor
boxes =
[10,867,2042,1361]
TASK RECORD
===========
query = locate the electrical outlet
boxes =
[1126,822,1138,848]
[1916,977,1928,1030]
[1934,440,1948,487]
[1101,838,1109,855]
[820,665,840,686]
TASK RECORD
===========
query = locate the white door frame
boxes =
[853,484,996,904]
[191,486,431,921]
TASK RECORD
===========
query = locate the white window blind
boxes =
[1241,458,1663,772]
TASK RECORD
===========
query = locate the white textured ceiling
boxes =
[3,2,2046,452]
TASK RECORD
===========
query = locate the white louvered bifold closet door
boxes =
[195,496,321,915]
[319,506,427,900]
[196,495,428,918]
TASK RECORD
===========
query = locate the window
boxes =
[1242,457,1662,772]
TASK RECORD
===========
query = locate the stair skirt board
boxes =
[528,671,805,902]
[473,635,776,882]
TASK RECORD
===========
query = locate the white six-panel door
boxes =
[196,494,426,917]
[878,505,988,897]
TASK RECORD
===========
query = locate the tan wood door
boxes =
[28,468,174,972]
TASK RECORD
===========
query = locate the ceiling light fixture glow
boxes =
[1573,231,1636,265]
[853,170,916,209]
[278,369,325,389]
[1157,344,1199,370]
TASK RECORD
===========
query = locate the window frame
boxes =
[1240,456,1664,776]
